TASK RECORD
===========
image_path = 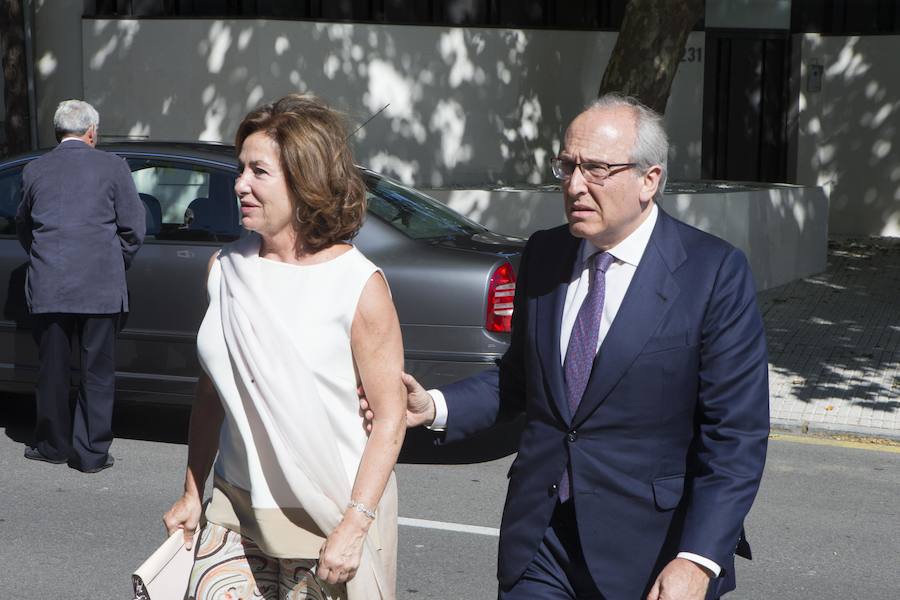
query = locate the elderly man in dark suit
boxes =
[15,99,145,473]
[364,94,769,599]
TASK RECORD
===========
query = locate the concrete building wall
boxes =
[32,0,84,147]
[29,11,900,238]
[428,183,829,292]
[797,33,900,237]
[27,13,835,280]
[75,18,704,188]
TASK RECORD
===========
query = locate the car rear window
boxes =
[365,174,486,240]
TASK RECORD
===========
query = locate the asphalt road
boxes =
[1,397,898,599]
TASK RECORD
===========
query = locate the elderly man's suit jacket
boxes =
[15,140,145,314]
[440,208,769,599]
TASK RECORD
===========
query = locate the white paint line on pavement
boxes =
[399,517,500,537]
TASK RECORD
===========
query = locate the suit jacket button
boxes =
[567,431,577,443]
[548,483,558,496]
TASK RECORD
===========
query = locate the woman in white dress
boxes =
[163,94,406,600]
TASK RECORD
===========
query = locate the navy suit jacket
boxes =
[441,208,769,599]
[15,140,145,314]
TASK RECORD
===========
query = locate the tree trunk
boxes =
[598,0,704,114]
[0,0,30,156]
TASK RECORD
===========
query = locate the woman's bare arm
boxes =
[317,272,406,584]
[162,251,225,549]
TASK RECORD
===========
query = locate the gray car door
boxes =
[119,156,238,403]
[0,162,37,391]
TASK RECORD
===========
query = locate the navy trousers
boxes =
[499,500,605,599]
[498,500,722,600]
[32,313,119,471]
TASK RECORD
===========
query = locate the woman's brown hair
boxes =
[235,94,367,252]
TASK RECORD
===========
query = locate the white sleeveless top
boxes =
[196,234,397,600]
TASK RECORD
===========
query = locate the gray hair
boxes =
[54,99,100,141]
[587,93,668,197]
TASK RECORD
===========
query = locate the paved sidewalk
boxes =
[760,237,900,439]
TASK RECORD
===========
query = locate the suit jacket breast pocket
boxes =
[641,331,689,355]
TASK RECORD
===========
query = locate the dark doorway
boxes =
[702,30,792,183]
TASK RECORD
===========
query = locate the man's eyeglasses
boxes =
[550,157,637,184]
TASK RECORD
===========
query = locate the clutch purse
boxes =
[132,530,194,600]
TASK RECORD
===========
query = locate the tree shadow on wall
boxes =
[802,35,900,237]
[759,237,900,411]
[82,18,573,189]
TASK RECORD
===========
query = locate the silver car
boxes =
[0,142,523,404]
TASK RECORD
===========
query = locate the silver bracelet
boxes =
[348,499,376,520]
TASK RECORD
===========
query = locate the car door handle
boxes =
[176,250,195,258]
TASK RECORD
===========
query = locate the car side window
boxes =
[0,166,24,235]
[126,158,239,242]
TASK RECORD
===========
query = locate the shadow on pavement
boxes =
[0,394,35,445]
[2,393,521,464]
[398,414,523,465]
[760,238,900,412]
[0,393,192,446]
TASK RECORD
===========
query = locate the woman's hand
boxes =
[163,493,203,550]
[316,510,371,585]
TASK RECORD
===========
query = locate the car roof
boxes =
[3,140,382,180]
[99,141,381,176]
[6,140,389,179]
[98,141,239,165]
[0,140,236,167]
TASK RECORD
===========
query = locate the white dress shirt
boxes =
[429,203,720,576]
[558,203,657,362]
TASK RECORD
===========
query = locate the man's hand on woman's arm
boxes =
[358,371,436,432]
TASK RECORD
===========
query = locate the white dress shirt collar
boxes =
[577,202,659,272]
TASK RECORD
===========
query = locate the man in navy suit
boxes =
[16,100,145,473]
[367,94,769,599]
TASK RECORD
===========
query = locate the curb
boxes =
[770,418,900,443]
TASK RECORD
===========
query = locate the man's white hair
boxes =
[54,100,100,141]
[587,93,668,197]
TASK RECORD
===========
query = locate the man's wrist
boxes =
[426,401,437,426]
[427,389,448,431]
[676,552,720,578]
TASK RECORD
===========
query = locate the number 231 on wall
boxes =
[682,47,702,63]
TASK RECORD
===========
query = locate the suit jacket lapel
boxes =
[535,231,581,424]
[571,210,685,427]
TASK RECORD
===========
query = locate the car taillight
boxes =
[485,261,516,333]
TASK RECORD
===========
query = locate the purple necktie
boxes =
[559,251,615,502]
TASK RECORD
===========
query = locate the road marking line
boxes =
[398,517,500,537]
[400,436,897,538]
[771,432,900,454]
